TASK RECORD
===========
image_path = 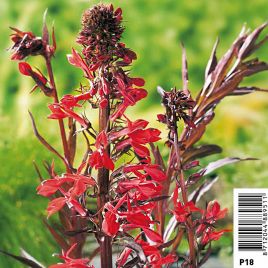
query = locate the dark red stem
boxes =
[45,58,71,171]
[97,95,113,268]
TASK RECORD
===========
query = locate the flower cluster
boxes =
[11,2,267,268]
[37,163,95,217]
[49,243,94,268]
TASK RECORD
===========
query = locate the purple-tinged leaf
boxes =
[33,161,44,182]
[203,157,257,176]
[181,42,190,95]
[68,118,77,166]
[0,249,44,268]
[42,9,49,46]
[187,170,205,185]
[238,22,268,60]
[198,244,212,267]
[208,37,243,95]
[29,111,69,169]
[183,160,199,170]
[150,143,166,170]
[182,144,222,164]
[43,220,69,251]
[189,175,218,203]
[121,237,147,264]
[20,249,45,268]
[205,38,219,79]
[229,86,268,96]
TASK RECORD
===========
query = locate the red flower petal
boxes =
[47,197,66,218]
[144,165,166,181]
[102,211,120,236]
[18,62,32,76]
[143,228,163,243]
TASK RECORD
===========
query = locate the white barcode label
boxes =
[234,189,268,267]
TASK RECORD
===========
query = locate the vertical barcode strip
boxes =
[238,193,264,251]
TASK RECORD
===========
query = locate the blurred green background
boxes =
[1,0,268,267]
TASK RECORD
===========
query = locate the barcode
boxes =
[234,189,268,268]
[238,193,265,251]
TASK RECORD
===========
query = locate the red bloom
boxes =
[111,87,148,120]
[117,179,162,198]
[102,195,127,237]
[197,200,228,235]
[205,200,228,222]
[47,195,86,218]
[18,62,52,96]
[49,243,94,268]
[102,211,120,237]
[10,27,45,60]
[48,103,88,127]
[200,228,230,246]
[38,171,95,218]
[47,197,67,218]
[123,164,166,182]
[88,131,114,170]
[37,173,95,198]
[111,117,161,158]
[60,93,92,109]
[67,48,94,79]
[173,201,201,223]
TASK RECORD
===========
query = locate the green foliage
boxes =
[1,0,268,266]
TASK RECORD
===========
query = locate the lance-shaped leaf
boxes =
[181,42,190,95]
[182,144,222,164]
[198,244,212,267]
[120,237,147,264]
[163,215,178,243]
[68,118,77,166]
[20,249,45,268]
[43,220,69,251]
[229,86,268,96]
[205,38,219,80]
[207,34,245,96]
[29,111,69,169]
[203,157,257,176]
[189,175,218,203]
[238,22,268,60]
[0,249,44,268]
[42,9,49,46]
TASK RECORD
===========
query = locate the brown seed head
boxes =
[77,4,124,63]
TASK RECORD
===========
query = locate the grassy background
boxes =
[1,0,268,266]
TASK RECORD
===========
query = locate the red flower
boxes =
[117,179,162,198]
[205,200,228,222]
[67,48,94,79]
[47,197,67,218]
[197,200,228,235]
[10,27,45,60]
[173,201,201,223]
[136,239,177,267]
[111,87,148,121]
[88,131,114,170]
[47,195,86,218]
[123,164,166,182]
[200,228,230,246]
[60,93,92,109]
[37,173,95,198]
[18,62,52,96]
[49,243,94,268]
[102,211,120,237]
[111,117,161,158]
[173,186,201,223]
[38,171,95,218]
[102,195,127,236]
[48,103,88,127]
